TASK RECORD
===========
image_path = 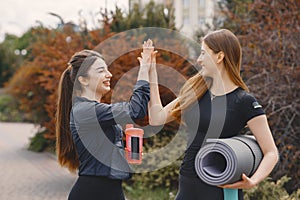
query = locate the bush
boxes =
[123,184,176,200]
[28,130,55,152]
[123,129,185,195]
[244,176,300,200]
[0,94,25,122]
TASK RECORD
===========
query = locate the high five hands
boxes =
[137,39,158,70]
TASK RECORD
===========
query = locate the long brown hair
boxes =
[171,29,249,121]
[56,50,103,172]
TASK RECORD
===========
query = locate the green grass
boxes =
[123,184,177,200]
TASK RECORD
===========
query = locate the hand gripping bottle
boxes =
[125,124,143,164]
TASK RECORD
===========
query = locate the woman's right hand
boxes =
[138,39,158,70]
[137,39,153,71]
[136,39,154,81]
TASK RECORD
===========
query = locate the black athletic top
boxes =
[181,87,265,178]
[70,80,150,180]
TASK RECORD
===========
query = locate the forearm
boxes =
[148,66,165,125]
[248,115,279,185]
[250,150,279,185]
[149,66,162,107]
[137,67,149,82]
[221,115,279,189]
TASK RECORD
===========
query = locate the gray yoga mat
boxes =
[195,135,263,186]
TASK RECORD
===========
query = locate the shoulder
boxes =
[238,89,262,109]
[232,88,260,106]
[232,88,265,122]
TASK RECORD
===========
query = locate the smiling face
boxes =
[79,58,112,98]
[197,41,220,78]
[90,58,112,96]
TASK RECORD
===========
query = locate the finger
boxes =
[148,39,153,47]
[221,180,244,189]
[241,174,250,182]
[151,51,158,59]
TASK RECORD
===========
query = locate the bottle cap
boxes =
[126,124,134,129]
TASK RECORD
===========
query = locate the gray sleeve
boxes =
[95,80,150,126]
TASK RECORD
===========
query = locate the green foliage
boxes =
[123,130,185,194]
[28,130,55,152]
[126,163,180,190]
[124,133,181,199]
[0,93,25,122]
[244,176,300,200]
[125,176,300,200]
[109,1,175,33]
[0,36,19,87]
[217,0,254,30]
[124,184,176,200]
[0,28,39,86]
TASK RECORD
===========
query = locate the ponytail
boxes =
[56,66,79,172]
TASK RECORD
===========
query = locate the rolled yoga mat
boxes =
[195,135,263,186]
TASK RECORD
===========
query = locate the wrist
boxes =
[248,176,260,187]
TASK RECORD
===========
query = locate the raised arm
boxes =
[139,39,177,126]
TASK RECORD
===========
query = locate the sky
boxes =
[0,0,129,42]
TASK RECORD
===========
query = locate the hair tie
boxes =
[65,65,74,83]
[67,65,72,71]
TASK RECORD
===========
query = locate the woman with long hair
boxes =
[144,30,278,199]
[56,49,151,200]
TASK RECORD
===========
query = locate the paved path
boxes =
[0,122,76,200]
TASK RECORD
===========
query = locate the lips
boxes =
[103,80,110,87]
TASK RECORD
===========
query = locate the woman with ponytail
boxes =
[143,30,278,199]
[56,49,151,200]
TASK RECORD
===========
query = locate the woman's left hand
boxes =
[219,174,257,189]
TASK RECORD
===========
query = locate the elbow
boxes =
[273,149,280,164]
[149,114,165,126]
[272,146,280,164]
[265,148,280,166]
[149,117,164,126]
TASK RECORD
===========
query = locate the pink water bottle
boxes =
[125,124,143,164]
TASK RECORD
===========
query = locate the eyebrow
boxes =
[95,66,105,70]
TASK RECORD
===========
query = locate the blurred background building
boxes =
[129,0,219,37]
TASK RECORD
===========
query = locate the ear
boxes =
[78,76,89,86]
[216,51,225,64]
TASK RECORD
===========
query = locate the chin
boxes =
[103,87,111,94]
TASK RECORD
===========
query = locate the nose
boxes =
[196,56,202,65]
[106,70,112,78]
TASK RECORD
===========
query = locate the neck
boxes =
[210,69,238,96]
[80,89,102,102]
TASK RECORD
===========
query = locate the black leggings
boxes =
[68,175,125,200]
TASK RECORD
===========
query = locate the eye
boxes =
[97,68,105,73]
